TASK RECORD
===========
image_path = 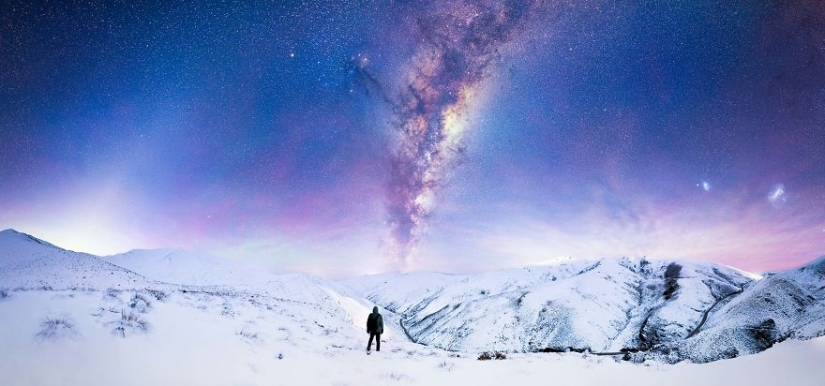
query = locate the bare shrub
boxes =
[129,293,151,313]
[384,372,412,381]
[146,289,168,302]
[437,360,455,371]
[221,300,236,317]
[0,288,10,299]
[237,329,261,343]
[36,315,77,341]
[109,311,150,338]
[663,263,682,300]
[91,307,120,318]
[477,351,507,361]
[104,288,121,300]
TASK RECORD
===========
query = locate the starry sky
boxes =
[1,0,824,278]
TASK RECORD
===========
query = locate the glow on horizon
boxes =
[1,192,823,278]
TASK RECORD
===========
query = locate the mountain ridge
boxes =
[341,255,825,363]
[0,229,150,290]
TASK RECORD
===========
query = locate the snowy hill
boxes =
[339,271,469,313]
[650,255,825,362]
[341,257,825,363]
[104,247,375,316]
[0,229,149,290]
[2,288,822,385]
[0,229,407,385]
[104,248,285,291]
[0,229,382,341]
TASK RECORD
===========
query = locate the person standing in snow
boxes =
[366,306,383,352]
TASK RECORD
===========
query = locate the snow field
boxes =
[1,290,824,385]
[2,229,824,384]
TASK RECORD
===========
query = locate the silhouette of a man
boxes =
[366,306,383,352]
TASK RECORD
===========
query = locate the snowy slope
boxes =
[0,229,388,342]
[106,248,257,287]
[339,271,469,313]
[105,248,378,319]
[0,229,149,290]
[645,256,825,363]
[341,256,825,363]
[2,227,824,383]
[105,248,292,295]
[2,288,824,386]
[0,229,410,385]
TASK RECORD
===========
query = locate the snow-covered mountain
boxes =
[0,228,385,386]
[2,226,824,383]
[103,247,372,315]
[0,228,377,335]
[105,248,254,287]
[104,248,293,294]
[649,255,825,363]
[0,229,149,290]
[339,271,469,313]
[341,256,825,363]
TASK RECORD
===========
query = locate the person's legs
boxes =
[376,334,381,351]
[367,332,375,351]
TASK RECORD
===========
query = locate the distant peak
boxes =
[797,255,825,274]
[531,256,578,266]
[0,228,32,240]
[121,248,180,255]
[0,228,60,249]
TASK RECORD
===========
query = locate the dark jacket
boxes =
[366,306,384,334]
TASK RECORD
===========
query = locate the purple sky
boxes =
[1,0,824,277]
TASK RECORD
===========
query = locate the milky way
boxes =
[386,0,541,263]
[1,0,823,277]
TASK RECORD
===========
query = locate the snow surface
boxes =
[105,248,264,287]
[1,289,824,386]
[1,229,824,385]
